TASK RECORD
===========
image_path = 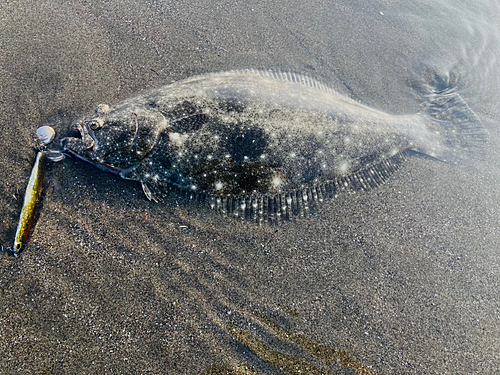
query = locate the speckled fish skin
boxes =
[61,70,485,205]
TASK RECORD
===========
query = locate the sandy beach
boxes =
[1,0,499,373]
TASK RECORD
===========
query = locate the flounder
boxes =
[61,70,486,220]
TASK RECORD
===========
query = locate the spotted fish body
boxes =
[62,70,485,219]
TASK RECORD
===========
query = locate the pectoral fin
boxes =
[140,178,169,203]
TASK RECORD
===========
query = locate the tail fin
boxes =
[421,78,487,163]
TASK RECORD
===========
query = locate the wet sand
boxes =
[1,1,500,373]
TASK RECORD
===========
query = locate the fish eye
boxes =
[89,118,105,130]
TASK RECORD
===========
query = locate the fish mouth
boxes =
[60,126,123,176]
[65,125,82,140]
[61,122,97,152]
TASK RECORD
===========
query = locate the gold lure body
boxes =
[13,151,45,256]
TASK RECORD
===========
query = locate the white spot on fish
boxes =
[271,175,284,188]
[215,182,223,190]
[169,132,187,146]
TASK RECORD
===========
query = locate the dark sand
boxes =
[1,1,500,373]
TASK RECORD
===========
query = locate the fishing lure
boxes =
[12,151,46,256]
[11,126,60,256]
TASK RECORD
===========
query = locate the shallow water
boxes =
[1,0,499,374]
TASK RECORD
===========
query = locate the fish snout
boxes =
[61,122,96,152]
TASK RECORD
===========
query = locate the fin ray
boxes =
[182,69,354,102]
[423,86,487,162]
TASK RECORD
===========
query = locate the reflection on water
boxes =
[408,0,500,103]
[218,315,375,375]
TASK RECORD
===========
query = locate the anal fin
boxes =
[205,151,410,223]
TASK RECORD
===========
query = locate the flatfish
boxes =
[61,70,486,220]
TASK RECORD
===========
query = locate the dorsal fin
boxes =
[182,69,356,103]
[245,69,340,94]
